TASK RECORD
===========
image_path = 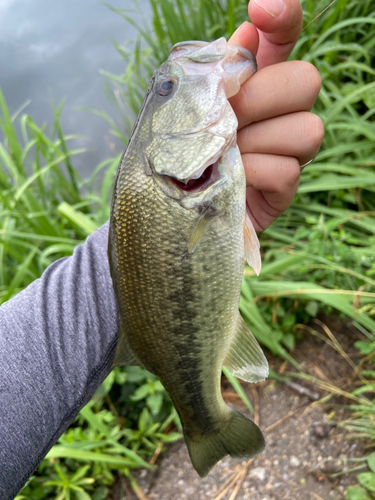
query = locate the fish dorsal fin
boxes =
[188,206,225,253]
[223,314,268,383]
[244,210,261,276]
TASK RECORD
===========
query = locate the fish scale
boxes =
[111,149,243,426]
[109,38,269,477]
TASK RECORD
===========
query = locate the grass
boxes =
[0,0,373,497]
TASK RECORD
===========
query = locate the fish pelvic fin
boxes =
[244,209,261,276]
[223,313,269,383]
[185,408,265,477]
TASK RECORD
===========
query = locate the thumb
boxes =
[249,0,303,69]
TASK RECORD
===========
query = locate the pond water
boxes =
[0,0,150,177]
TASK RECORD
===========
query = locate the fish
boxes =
[108,37,269,477]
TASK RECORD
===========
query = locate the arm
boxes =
[0,223,119,499]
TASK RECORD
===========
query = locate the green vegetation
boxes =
[0,0,373,497]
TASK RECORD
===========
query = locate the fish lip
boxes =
[155,128,235,183]
[150,130,230,184]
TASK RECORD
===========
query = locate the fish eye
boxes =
[155,78,176,97]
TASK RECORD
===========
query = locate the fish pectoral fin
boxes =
[112,325,141,368]
[223,314,268,383]
[244,209,261,276]
[188,206,225,253]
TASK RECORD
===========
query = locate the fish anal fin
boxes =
[244,210,261,276]
[223,314,268,383]
[188,206,225,253]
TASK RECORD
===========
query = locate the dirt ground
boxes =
[112,316,369,500]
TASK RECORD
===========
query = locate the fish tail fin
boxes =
[185,409,265,477]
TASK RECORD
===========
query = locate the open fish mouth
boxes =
[151,150,232,206]
[167,159,221,194]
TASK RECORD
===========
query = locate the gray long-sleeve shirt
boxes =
[0,222,119,499]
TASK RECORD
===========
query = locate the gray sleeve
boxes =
[0,222,120,499]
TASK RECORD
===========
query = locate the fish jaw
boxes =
[168,37,257,98]
[144,38,256,193]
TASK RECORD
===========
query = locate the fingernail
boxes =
[231,21,251,41]
[232,21,250,35]
[253,0,285,17]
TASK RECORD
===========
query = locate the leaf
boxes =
[345,485,371,500]
[131,383,151,401]
[368,453,375,473]
[125,366,149,382]
[70,465,91,483]
[92,487,109,500]
[153,380,165,392]
[305,301,319,317]
[0,247,37,304]
[147,393,163,416]
[299,174,375,193]
[138,408,153,433]
[57,202,99,235]
[281,314,296,331]
[281,333,295,351]
[79,406,153,468]
[46,446,135,467]
[79,406,112,438]
[157,432,182,443]
[363,87,375,109]
[358,472,375,493]
[355,341,375,355]
[250,281,375,334]
[72,488,92,500]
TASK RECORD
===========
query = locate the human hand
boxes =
[229,0,324,232]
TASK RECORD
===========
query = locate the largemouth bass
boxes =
[108,37,269,477]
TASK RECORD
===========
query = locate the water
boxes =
[0,0,150,177]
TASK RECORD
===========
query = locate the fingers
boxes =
[229,21,259,55]
[230,61,322,129]
[237,111,325,166]
[229,0,303,69]
[243,153,300,232]
[227,0,322,234]
[248,0,303,69]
